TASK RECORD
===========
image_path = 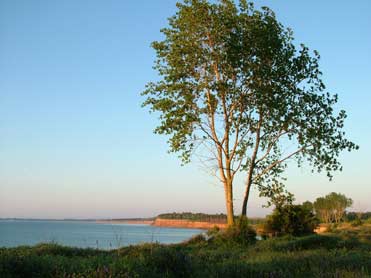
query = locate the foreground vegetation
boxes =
[1,224,371,278]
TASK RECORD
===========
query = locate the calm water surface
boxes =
[0,220,202,250]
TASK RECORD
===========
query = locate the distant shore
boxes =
[96,219,154,225]
[96,218,228,230]
[152,218,227,229]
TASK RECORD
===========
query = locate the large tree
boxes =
[142,0,358,225]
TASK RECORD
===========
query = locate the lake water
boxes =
[0,220,203,250]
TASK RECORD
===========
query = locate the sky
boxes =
[0,0,370,219]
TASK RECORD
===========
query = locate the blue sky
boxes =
[0,0,370,218]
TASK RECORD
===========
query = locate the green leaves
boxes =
[313,192,353,223]
[141,0,358,217]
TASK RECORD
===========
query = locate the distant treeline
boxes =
[345,212,371,221]
[157,212,265,224]
[109,218,155,221]
[157,212,227,223]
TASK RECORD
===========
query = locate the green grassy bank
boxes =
[1,226,371,278]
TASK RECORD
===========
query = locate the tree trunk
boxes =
[224,179,234,226]
[241,179,252,216]
[241,116,261,216]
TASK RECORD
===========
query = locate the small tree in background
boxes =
[312,197,332,223]
[142,0,358,226]
[313,192,353,223]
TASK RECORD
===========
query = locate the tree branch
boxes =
[253,146,306,182]
[255,129,294,165]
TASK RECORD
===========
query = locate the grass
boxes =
[1,225,371,277]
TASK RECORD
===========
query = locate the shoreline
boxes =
[96,218,228,230]
[96,219,154,225]
[152,218,228,229]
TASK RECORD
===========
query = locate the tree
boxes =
[327,192,353,223]
[313,192,353,223]
[312,197,332,223]
[302,201,314,213]
[142,0,358,226]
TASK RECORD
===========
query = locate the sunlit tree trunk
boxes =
[224,178,234,226]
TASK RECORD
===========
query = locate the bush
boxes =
[351,218,363,227]
[326,223,339,233]
[263,204,319,237]
[209,216,256,245]
[183,234,207,245]
[206,226,220,238]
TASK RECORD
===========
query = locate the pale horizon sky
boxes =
[1,0,370,219]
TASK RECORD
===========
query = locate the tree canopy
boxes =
[313,192,353,223]
[142,0,358,225]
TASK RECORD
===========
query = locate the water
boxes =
[0,220,203,250]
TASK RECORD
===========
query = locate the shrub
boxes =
[326,223,339,233]
[351,218,363,227]
[263,204,319,237]
[209,216,256,245]
[183,234,207,245]
[206,226,220,238]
